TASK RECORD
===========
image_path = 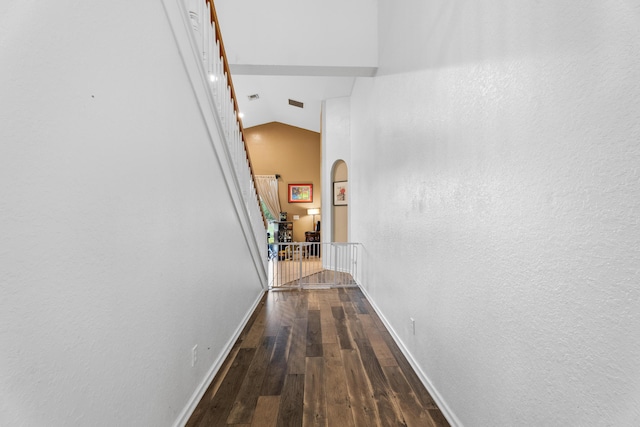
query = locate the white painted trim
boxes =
[161,0,267,288]
[173,290,266,427]
[357,284,462,427]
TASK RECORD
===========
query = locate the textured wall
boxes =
[332,161,349,242]
[349,1,640,425]
[322,97,352,243]
[0,2,263,425]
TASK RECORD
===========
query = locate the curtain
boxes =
[254,175,281,220]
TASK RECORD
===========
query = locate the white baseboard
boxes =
[173,290,266,427]
[356,283,462,427]
[175,284,461,426]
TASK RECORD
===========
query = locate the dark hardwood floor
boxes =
[186,287,450,427]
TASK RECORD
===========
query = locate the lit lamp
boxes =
[307,208,320,230]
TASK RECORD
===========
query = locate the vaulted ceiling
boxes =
[214,0,378,132]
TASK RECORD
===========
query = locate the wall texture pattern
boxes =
[0,2,263,425]
[348,1,640,425]
[322,97,352,244]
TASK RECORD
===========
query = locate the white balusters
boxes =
[227,96,233,140]
[183,0,267,266]
[211,41,222,107]
[202,2,210,64]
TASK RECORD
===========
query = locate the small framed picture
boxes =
[288,184,313,203]
[333,181,348,206]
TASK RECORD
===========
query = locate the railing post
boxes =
[296,243,301,288]
[332,243,336,283]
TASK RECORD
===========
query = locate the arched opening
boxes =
[331,160,348,242]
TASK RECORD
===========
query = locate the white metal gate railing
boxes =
[268,242,360,288]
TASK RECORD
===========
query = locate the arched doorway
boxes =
[331,160,348,242]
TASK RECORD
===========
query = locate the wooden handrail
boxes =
[206,0,266,227]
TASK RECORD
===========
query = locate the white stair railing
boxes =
[169,0,268,284]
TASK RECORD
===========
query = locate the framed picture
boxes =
[333,181,348,206]
[288,183,313,203]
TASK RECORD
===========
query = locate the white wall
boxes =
[321,97,352,243]
[332,161,349,243]
[0,2,263,426]
[215,0,377,68]
[349,1,640,425]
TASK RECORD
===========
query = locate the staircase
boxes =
[164,0,268,285]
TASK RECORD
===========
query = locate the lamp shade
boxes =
[307,208,320,215]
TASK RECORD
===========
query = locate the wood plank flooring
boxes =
[186,288,450,427]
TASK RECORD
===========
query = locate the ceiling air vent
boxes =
[248,94,260,101]
[288,99,304,108]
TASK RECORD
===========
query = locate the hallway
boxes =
[186,288,449,426]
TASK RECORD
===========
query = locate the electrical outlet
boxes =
[410,318,416,335]
[192,344,198,367]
